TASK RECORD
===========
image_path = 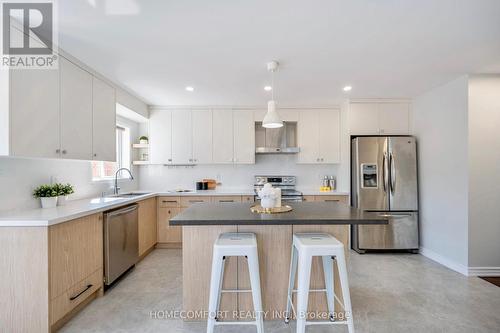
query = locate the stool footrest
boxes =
[220,289,252,293]
[215,321,259,326]
[292,288,328,293]
[306,320,348,326]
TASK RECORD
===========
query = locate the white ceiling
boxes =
[58,0,500,106]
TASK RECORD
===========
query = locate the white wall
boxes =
[0,115,141,212]
[139,154,341,192]
[468,75,500,270]
[412,76,469,272]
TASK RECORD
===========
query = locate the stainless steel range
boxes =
[254,175,303,202]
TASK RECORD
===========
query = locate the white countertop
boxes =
[0,189,349,227]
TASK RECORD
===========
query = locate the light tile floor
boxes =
[60,249,500,333]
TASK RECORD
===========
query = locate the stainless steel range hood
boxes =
[255,121,300,154]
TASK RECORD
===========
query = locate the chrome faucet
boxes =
[114,168,134,195]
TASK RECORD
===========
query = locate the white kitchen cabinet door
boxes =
[92,77,116,161]
[233,110,255,164]
[171,110,193,164]
[378,103,409,134]
[149,110,172,164]
[60,57,93,160]
[9,67,60,158]
[192,110,213,164]
[318,109,341,163]
[297,110,320,164]
[349,103,379,135]
[212,109,234,163]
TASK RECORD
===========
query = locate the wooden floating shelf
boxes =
[132,160,149,165]
[132,143,149,149]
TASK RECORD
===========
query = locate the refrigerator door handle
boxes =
[390,152,396,193]
[382,152,388,192]
[378,213,412,218]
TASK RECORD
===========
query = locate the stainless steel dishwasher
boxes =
[104,204,139,286]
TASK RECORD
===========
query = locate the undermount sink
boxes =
[114,192,151,197]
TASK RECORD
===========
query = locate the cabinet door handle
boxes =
[94,153,97,157]
[62,150,67,154]
[189,200,204,203]
[56,149,60,154]
[324,199,340,202]
[162,200,178,203]
[69,284,93,301]
[219,200,234,203]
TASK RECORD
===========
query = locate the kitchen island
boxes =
[171,202,387,321]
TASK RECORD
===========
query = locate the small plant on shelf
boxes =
[54,183,75,206]
[139,136,149,144]
[33,184,59,209]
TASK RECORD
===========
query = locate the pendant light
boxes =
[263,61,283,128]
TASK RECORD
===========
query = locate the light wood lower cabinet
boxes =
[0,213,104,333]
[314,195,349,204]
[138,197,158,256]
[158,206,183,247]
[49,213,104,327]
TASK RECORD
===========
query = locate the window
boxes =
[92,125,131,180]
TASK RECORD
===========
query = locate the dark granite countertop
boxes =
[170,202,388,226]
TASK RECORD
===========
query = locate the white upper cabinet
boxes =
[149,110,172,164]
[192,110,213,164]
[349,102,379,135]
[297,110,320,164]
[349,101,410,135]
[60,57,93,160]
[297,109,341,164]
[233,110,255,164]
[212,109,234,163]
[8,67,60,158]
[378,103,410,134]
[318,109,341,163]
[171,110,193,164]
[92,77,116,161]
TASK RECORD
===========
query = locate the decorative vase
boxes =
[58,195,68,206]
[260,197,276,209]
[41,197,58,209]
[140,139,148,145]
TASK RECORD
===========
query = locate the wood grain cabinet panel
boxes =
[138,197,158,256]
[158,196,181,208]
[49,213,103,300]
[180,196,211,207]
[158,207,182,246]
[212,196,242,203]
[314,195,349,204]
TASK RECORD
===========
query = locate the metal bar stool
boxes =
[207,233,264,333]
[285,233,354,333]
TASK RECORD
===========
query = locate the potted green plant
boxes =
[139,135,149,145]
[33,184,58,209]
[55,183,74,206]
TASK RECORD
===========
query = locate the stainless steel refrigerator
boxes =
[351,136,419,253]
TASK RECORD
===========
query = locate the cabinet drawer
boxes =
[158,196,181,208]
[50,268,102,325]
[180,196,211,207]
[212,196,242,203]
[314,195,349,204]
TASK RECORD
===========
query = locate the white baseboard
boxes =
[468,267,500,277]
[419,247,469,276]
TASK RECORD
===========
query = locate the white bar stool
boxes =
[207,233,264,333]
[285,233,354,333]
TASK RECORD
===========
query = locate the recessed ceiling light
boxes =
[185,86,194,92]
[264,86,272,91]
[343,85,352,92]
